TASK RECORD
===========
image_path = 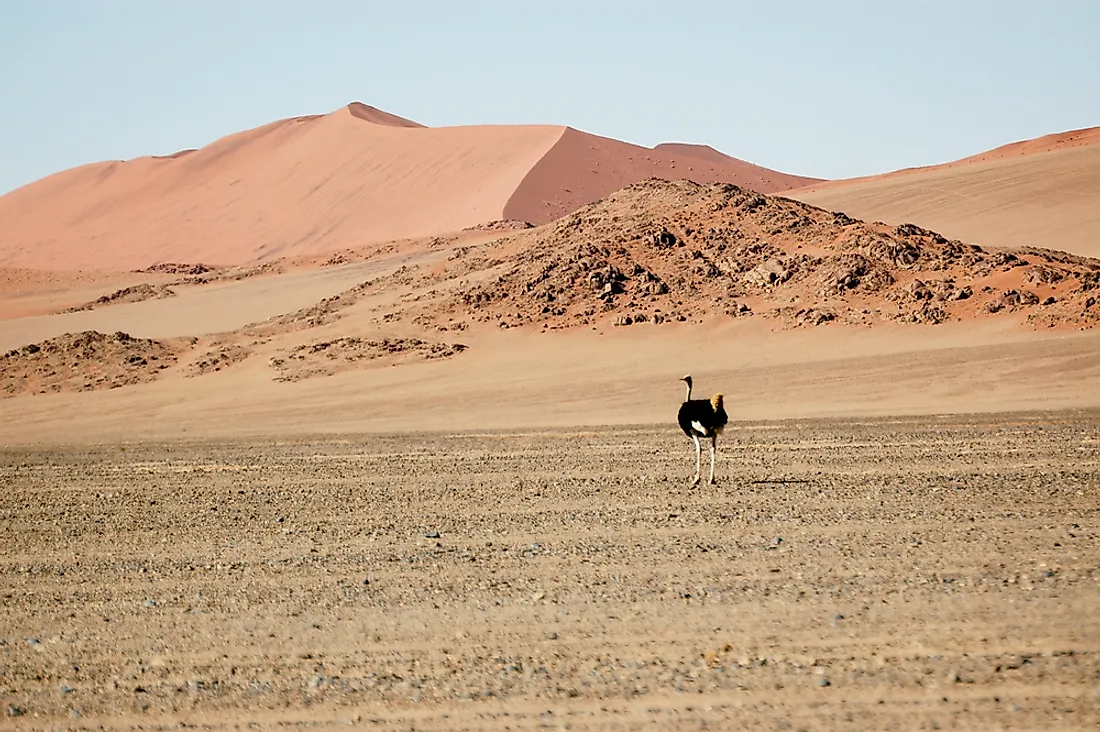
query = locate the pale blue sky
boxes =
[2,1,1098,194]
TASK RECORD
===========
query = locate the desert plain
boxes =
[1,105,1098,730]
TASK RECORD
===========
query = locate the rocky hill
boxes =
[389,179,1100,330]
[1,331,180,396]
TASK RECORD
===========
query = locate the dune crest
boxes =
[345,101,425,128]
[951,125,1100,164]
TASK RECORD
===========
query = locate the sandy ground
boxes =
[2,412,1097,730]
[3,318,1100,446]
[0,250,447,353]
[0,268,178,320]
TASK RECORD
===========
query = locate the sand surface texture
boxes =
[2,413,1097,729]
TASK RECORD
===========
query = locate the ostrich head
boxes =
[679,374,693,400]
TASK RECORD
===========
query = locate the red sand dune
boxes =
[504,134,818,225]
[0,104,819,272]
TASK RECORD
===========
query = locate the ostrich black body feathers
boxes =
[678,396,728,439]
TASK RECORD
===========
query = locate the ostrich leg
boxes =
[691,435,702,486]
[708,435,718,484]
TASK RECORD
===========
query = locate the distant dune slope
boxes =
[0,105,563,271]
[0,104,821,272]
[504,132,820,225]
[789,129,1100,259]
[950,126,1100,165]
[654,142,823,188]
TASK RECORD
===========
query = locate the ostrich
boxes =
[677,375,728,486]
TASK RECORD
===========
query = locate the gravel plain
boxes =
[2,410,1098,730]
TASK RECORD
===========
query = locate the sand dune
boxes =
[0,107,563,271]
[948,125,1100,165]
[0,104,818,272]
[789,128,1100,258]
[503,130,819,225]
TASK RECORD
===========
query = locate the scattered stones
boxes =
[893,303,950,325]
[186,343,251,377]
[987,288,1041,314]
[651,229,678,248]
[744,258,791,288]
[244,287,362,336]
[795,308,836,326]
[139,262,213,276]
[901,279,933,301]
[950,285,973,301]
[1026,264,1066,284]
[269,337,467,381]
[1,331,181,397]
[63,283,177,312]
[322,252,353,267]
[463,219,534,232]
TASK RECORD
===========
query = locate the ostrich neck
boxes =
[684,382,692,401]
